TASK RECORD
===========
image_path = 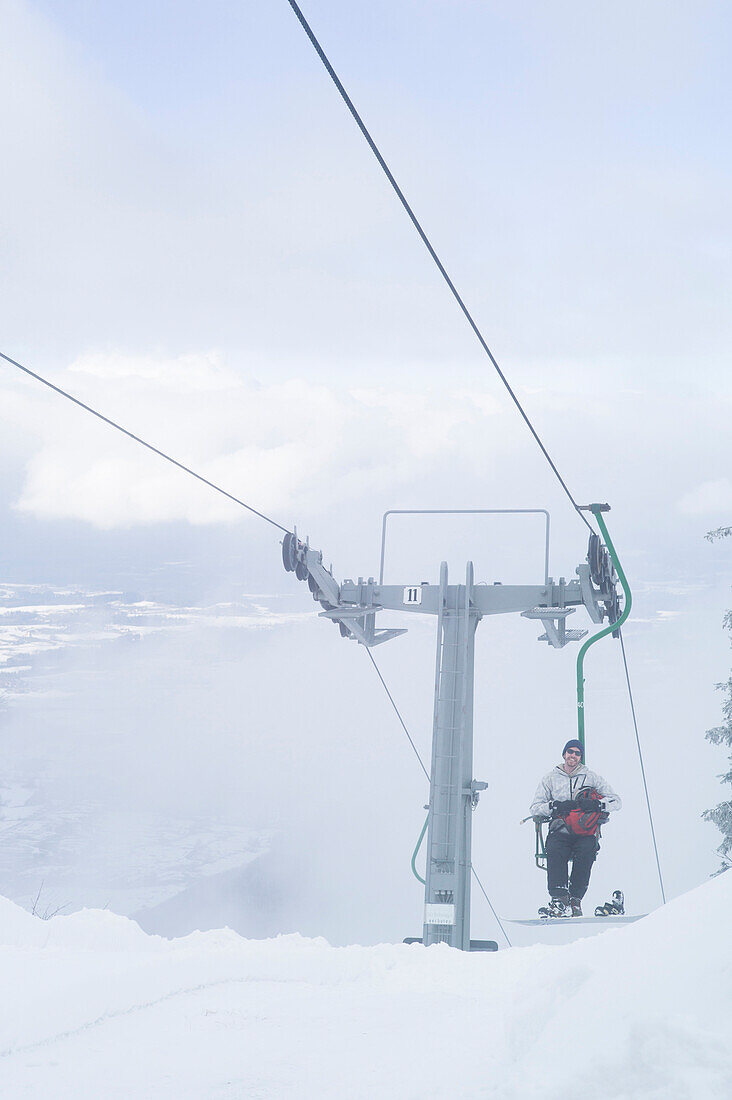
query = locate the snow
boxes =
[0,875,730,1098]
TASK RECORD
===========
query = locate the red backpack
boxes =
[565,788,604,836]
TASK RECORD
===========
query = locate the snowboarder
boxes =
[529,739,621,917]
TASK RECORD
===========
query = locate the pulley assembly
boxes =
[585,532,622,637]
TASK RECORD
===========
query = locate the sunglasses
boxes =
[565,749,582,757]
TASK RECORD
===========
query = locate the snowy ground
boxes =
[0,873,729,1098]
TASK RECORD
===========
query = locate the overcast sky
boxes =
[1,0,731,941]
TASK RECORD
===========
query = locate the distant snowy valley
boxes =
[0,583,305,931]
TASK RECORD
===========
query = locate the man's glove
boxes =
[552,799,577,814]
[576,796,605,812]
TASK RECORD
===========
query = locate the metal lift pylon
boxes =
[423,560,480,948]
[282,509,621,950]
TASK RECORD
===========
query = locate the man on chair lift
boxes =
[529,739,621,917]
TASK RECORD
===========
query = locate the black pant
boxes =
[546,831,598,902]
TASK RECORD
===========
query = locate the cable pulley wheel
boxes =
[600,547,615,590]
[606,589,622,637]
[282,532,297,572]
[587,533,603,586]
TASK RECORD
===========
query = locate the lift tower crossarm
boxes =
[339,580,585,618]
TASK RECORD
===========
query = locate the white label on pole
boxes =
[424,903,455,926]
[403,586,422,605]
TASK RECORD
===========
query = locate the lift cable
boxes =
[365,647,430,782]
[365,647,513,947]
[285,0,594,537]
[618,628,667,904]
[471,866,512,948]
[286,0,666,927]
[0,350,291,537]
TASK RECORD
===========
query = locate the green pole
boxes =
[410,814,428,886]
[576,505,632,755]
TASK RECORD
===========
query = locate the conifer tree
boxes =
[704,526,732,874]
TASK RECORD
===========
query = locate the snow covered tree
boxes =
[704,525,732,874]
[706,526,732,542]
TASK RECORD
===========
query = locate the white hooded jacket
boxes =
[529,763,621,835]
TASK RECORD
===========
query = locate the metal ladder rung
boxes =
[522,606,576,619]
[538,628,588,642]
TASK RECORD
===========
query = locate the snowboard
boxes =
[504,914,645,927]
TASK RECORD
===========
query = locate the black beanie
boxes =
[562,739,583,758]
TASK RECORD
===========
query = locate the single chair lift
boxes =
[282,504,643,948]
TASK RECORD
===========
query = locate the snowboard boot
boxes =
[594,890,625,917]
[538,898,570,919]
[570,899,583,917]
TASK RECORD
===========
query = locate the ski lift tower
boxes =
[282,508,620,950]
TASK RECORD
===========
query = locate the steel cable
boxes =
[0,350,291,536]
[285,0,594,536]
[471,866,512,948]
[365,647,430,781]
[618,628,667,904]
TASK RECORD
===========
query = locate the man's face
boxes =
[563,748,582,772]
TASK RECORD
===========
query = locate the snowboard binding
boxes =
[538,898,570,919]
[594,889,624,917]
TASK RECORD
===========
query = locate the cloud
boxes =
[677,479,732,517]
[5,352,508,529]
